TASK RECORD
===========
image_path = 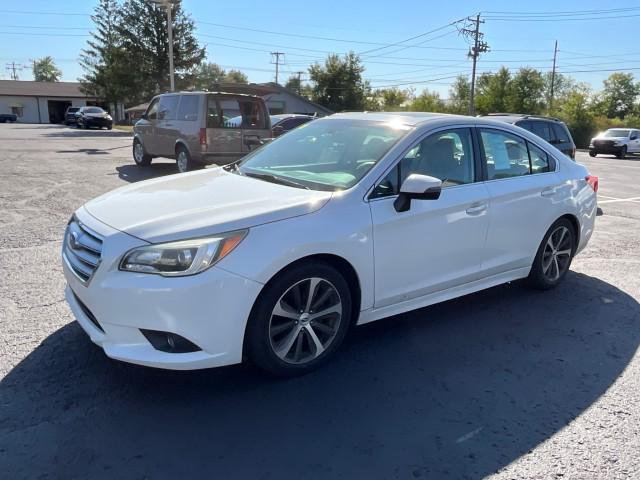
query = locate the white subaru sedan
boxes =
[62,113,598,376]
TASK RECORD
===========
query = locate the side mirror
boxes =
[393,174,442,213]
[631,134,638,140]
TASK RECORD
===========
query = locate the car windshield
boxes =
[603,129,630,137]
[236,119,411,191]
[68,108,79,113]
[84,107,104,114]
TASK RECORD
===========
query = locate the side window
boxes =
[158,95,179,121]
[480,129,530,180]
[239,100,267,129]
[527,142,552,174]
[176,95,199,121]
[146,98,159,120]
[517,121,532,132]
[529,121,553,142]
[206,96,220,128]
[370,128,475,198]
[551,123,570,143]
[218,99,242,128]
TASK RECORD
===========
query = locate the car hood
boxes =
[83,168,332,243]
[593,136,626,141]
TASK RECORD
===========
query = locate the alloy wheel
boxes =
[177,151,188,172]
[269,277,343,364]
[541,226,572,281]
[134,142,144,163]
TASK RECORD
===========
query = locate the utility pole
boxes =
[549,40,558,112]
[149,0,178,92]
[271,52,285,84]
[295,71,304,95]
[5,62,23,80]
[459,14,489,115]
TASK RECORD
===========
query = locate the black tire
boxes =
[107,125,113,130]
[527,218,575,290]
[245,262,353,377]
[617,146,627,159]
[589,150,597,157]
[132,138,152,166]
[175,145,202,173]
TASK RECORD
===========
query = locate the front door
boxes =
[369,128,490,309]
[156,94,181,156]
[137,98,159,155]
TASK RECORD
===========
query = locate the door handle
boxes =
[541,187,556,197]
[466,203,487,215]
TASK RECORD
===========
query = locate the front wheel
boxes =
[245,262,353,376]
[133,138,152,166]
[589,150,597,157]
[527,219,575,290]
[617,146,627,159]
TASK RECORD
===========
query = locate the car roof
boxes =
[155,91,261,100]
[270,114,313,120]
[480,113,564,124]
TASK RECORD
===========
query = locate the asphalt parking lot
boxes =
[1,123,639,479]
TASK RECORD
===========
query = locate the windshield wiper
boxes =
[243,171,310,190]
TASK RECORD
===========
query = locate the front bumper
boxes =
[62,208,264,370]
[83,117,113,128]
[590,143,624,154]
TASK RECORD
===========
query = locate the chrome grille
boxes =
[63,217,103,284]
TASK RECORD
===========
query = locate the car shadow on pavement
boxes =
[1,272,638,479]
[42,129,133,138]
[116,163,180,182]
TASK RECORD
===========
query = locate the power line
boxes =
[458,14,489,115]
[270,51,285,84]
[0,9,91,16]
[484,13,640,22]
[483,7,640,16]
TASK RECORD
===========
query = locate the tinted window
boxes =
[552,123,570,143]
[146,98,159,120]
[83,107,104,114]
[177,95,199,121]
[206,96,220,127]
[528,121,553,142]
[480,129,530,180]
[371,128,475,198]
[239,99,267,129]
[158,95,179,121]
[528,142,551,174]
[219,99,241,128]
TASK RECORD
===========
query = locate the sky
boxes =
[2,0,640,98]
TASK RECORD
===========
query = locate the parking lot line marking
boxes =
[598,195,620,200]
[598,196,640,204]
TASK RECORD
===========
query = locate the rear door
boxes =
[478,128,562,276]
[550,122,574,156]
[629,130,640,152]
[239,97,271,153]
[204,95,244,165]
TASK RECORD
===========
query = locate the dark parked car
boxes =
[64,107,80,125]
[0,113,17,123]
[481,113,576,160]
[76,106,113,130]
[270,114,314,137]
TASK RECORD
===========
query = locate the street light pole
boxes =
[150,0,178,92]
[166,4,175,91]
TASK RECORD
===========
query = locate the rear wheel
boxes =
[132,138,152,166]
[175,146,202,173]
[245,262,352,376]
[527,218,575,290]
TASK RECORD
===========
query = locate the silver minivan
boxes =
[133,92,272,173]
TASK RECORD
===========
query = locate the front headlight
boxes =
[105,114,112,120]
[119,230,247,276]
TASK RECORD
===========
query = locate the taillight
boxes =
[586,175,599,192]
[199,128,207,146]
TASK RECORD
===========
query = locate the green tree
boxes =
[191,62,226,90]
[79,0,133,108]
[116,0,205,102]
[378,87,413,111]
[596,72,639,119]
[543,72,576,114]
[448,75,470,114]
[223,69,248,84]
[408,89,446,112]
[285,74,302,94]
[32,56,61,82]
[308,52,371,112]
[556,86,595,147]
[475,67,511,114]
[505,67,545,114]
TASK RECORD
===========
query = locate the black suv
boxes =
[481,113,576,159]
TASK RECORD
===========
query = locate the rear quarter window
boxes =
[176,95,200,121]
